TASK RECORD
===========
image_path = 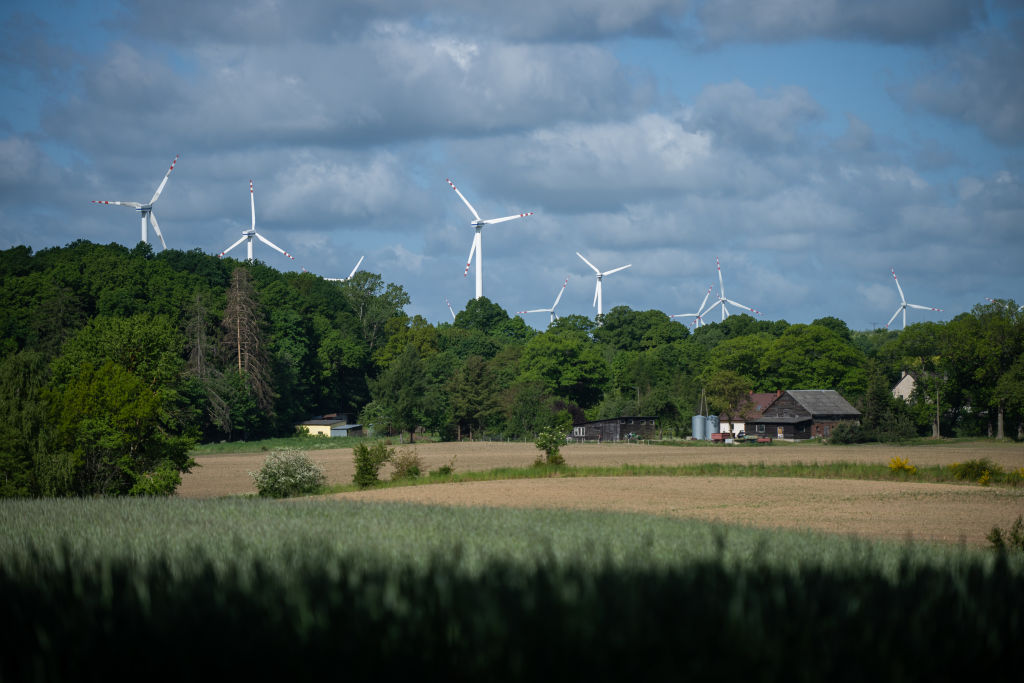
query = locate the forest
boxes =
[1,240,1022,497]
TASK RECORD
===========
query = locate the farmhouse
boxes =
[296,413,363,437]
[892,371,916,401]
[571,417,657,442]
[747,390,860,440]
[719,391,783,436]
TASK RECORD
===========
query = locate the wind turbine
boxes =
[324,256,364,282]
[447,178,534,299]
[670,286,713,327]
[699,257,761,321]
[218,181,298,264]
[886,268,942,329]
[445,297,457,321]
[517,277,569,324]
[986,297,1024,312]
[92,155,179,250]
[576,252,630,317]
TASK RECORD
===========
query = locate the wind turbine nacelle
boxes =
[470,221,485,229]
[242,229,256,236]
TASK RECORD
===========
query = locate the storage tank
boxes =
[691,415,706,441]
[705,415,720,439]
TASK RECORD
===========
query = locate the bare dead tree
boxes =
[221,267,274,414]
[185,291,230,431]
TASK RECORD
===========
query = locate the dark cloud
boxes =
[695,0,985,45]
[898,20,1024,145]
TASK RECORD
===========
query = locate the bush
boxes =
[249,449,325,498]
[950,459,1004,483]
[390,448,423,481]
[828,423,866,444]
[534,427,566,466]
[987,515,1024,553]
[353,441,392,488]
[887,456,917,475]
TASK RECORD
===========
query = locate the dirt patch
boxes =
[178,440,1024,499]
[177,440,1024,546]
[323,477,1024,546]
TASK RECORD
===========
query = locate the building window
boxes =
[573,426,585,437]
[824,425,830,437]
[756,424,765,433]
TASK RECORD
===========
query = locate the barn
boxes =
[746,390,860,440]
[571,417,658,442]
[296,413,363,437]
[719,391,783,436]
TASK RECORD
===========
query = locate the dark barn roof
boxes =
[786,390,860,417]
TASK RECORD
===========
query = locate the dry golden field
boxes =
[178,440,1024,545]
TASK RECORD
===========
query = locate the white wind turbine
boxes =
[699,257,761,321]
[517,277,569,324]
[986,297,1024,312]
[670,286,714,327]
[447,178,534,299]
[218,181,298,265]
[577,252,631,317]
[92,155,179,250]
[886,268,942,329]
[324,256,365,282]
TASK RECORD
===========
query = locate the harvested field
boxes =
[178,440,1024,546]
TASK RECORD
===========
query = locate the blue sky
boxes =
[1,0,1021,330]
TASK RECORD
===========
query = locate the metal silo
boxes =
[691,415,706,441]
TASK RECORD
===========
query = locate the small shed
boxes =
[571,417,657,442]
[747,390,860,440]
[296,415,362,438]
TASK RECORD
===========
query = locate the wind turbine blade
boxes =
[446,178,482,222]
[891,268,906,304]
[219,236,248,258]
[148,212,167,250]
[149,154,179,205]
[602,264,631,277]
[698,286,713,313]
[250,180,256,231]
[255,232,295,259]
[885,307,903,328]
[576,252,600,274]
[463,235,478,277]
[519,308,552,314]
[445,297,456,320]
[716,257,726,298]
[669,313,697,319]
[347,255,365,280]
[92,200,142,208]
[702,299,723,317]
[551,277,568,309]
[907,304,943,312]
[482,212,534,225]
[725,299,761,315]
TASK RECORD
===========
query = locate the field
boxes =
[6,439,1024,680]
[179,439,1024,546]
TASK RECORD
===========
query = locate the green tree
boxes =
[368,345,427,442]
[705,369,753,431]
[44,362,195,495]
[0,351,49,496]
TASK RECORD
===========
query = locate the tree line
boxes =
[1,241,1021,496]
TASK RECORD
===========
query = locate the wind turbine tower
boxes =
[447,178,533,299]
[92,155,179,250]
[577,252,631,317]
[218,181,298,265]
[886,268,942,329]
[699,257,761,321]
[517,277,569,324]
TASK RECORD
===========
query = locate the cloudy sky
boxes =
[1,0,1021,330]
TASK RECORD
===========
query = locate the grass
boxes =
[191,434,368,454]
[0,496,1008,577]
[319,460,1022,495]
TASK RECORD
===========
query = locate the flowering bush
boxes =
[249,449,326,498]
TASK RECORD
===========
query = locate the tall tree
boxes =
[368,345,427,442]
[222,267,274,415]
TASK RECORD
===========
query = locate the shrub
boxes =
[534,427,566,466]
[950,459,1003,483]
[390,448,423,481]
[887,456,917,475]
[987,515,1024,553]
[828,423,866,444]
[353,441,392,488]
[249,449,326,498]
[433,454,457,477]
